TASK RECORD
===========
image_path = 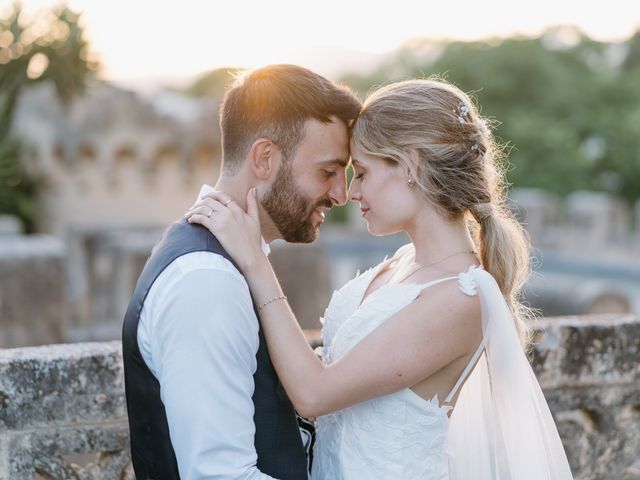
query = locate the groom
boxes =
[122,64,361,480]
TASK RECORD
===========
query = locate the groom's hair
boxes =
[219,64,361,175]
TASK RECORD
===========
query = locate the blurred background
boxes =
[1,0,640,348]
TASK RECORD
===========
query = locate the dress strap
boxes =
[444,336,487,405]
[417,275,460,291]
[414,269,483,405]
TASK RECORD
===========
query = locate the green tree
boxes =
[341,28,640,206]
[183,67,243,100]
[0,2,98,231]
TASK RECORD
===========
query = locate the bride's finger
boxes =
[184,204,215,219]
[185,197,227,217]
[200,193,248,218]
[187,213,217,231]
[200,191,233,207]
[194,196,226,210]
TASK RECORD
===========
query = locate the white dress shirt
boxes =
[137,186,279,480]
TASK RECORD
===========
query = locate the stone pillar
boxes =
[105,230,160,324]
[65,225,162,342]
[269,241,331,330]
[0,235,67,348]
[508,188,560,248]
[0,215,22,235]
[566,191,630,245]
[635,199,640,238]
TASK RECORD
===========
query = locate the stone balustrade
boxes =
[0,316,638,479]
[0,235,68,349]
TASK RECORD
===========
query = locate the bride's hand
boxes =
[184,188,264,272]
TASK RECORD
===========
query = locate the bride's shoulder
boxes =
[392,243,414,260]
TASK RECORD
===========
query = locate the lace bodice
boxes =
[311,257,480,480]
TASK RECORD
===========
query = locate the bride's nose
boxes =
[348,183,361,203]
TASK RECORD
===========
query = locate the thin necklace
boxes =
[393,250,478,284]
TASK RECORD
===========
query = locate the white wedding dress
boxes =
[311,255,573,480]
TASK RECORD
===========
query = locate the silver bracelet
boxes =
[257,295,287,311]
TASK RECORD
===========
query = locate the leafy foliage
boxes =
[183,67,243,99]
[341,27,640,205]
[0,2,97,231]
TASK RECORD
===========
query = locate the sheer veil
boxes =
[446,267,573,479]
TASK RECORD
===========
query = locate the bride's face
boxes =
[348,140,421,236]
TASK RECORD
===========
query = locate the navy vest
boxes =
[122,219,308,479]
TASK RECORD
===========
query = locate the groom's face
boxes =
[262,117,350,243]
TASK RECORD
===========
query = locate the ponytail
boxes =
[470,203,532,347]
[352,78,534,348]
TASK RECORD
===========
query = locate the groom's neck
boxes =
[214,177,247,210]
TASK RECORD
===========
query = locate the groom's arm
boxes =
[141,252,279,480]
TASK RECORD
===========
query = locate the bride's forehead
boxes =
[349,141,382,163]
[351,155,386,169]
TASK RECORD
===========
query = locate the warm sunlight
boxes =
[3,1,640,478]
[13,0,640,87]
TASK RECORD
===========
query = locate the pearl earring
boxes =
[407,179,416,188]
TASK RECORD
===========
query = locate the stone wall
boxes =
[1,315,638,479]
[532,314,640,480]
[0,235,68,348]
[0,342,132,480]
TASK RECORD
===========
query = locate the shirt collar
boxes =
[197,184,270,256]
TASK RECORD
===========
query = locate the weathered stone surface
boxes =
[531,315,640,386]
[0,342,129,480]
[625,460,640,480]
[531,315,640,480]
[7,424,132,480]
[0,342,125,430]
[0,235,68,348]
[0,316,637,479]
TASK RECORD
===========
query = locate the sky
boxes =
[11,0,640,90]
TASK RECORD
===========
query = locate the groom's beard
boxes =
[262,162,333,243]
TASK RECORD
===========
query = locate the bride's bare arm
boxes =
[246,258,481,417]
[185,190,482,418]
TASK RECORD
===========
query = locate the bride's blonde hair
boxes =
[352,78,532,346]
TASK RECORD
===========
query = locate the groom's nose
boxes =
[328,172,348,206]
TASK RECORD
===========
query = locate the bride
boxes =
[186,78,573,479]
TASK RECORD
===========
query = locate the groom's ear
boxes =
[249,138,281,180]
